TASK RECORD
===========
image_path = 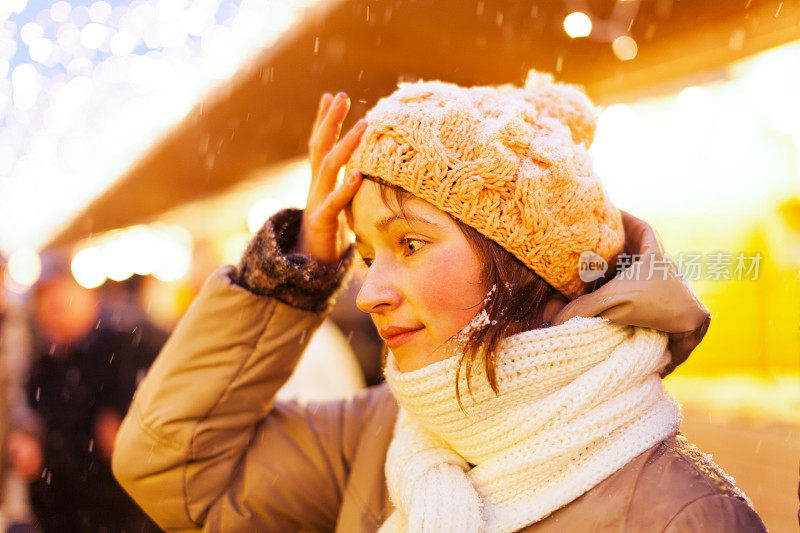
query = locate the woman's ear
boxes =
[541,293,569,326]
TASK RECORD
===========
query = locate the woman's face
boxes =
[348,180,489,373]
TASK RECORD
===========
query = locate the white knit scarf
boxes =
[378,316,682,533]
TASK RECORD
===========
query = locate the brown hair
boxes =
[344,175,561,412]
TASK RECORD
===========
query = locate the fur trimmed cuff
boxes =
[234,207,355,314]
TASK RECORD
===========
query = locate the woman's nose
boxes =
[355,263,402,314]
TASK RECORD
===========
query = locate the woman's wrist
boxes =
[235,207,355,314]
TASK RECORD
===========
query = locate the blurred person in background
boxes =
[0,254,12,525]
[5,254,165,533]
[0,252,40,531]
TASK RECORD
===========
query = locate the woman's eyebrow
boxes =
[375,214,441,232]
[354,214,442,244]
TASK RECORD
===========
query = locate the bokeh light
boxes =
[80,22,107,49]
[89,1,112,24]
[68,223,194,286]
[19,22,42,45]
[70,246,106,288]
[151,225,193,282]
[612,35,638,61]
[7,247,41,287]
[563,12,591,39]
[50,2,72,23]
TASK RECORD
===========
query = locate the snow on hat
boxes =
[344,69,625,299]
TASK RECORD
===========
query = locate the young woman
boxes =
[112,72,766,532]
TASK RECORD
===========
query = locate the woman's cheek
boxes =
[413,247,485,324]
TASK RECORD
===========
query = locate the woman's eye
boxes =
[400,238,425,255]
[359,239,424,268]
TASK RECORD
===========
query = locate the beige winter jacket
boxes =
[112,208,766,532]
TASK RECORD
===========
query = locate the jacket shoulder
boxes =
[626,433,766,531]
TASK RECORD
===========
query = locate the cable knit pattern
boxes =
[379,316,683,533]
[344,69,625,299]
[234,207,355,314]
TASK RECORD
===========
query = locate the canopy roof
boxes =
[45,0,800,249]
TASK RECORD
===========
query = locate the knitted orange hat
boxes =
[344,70,625,299]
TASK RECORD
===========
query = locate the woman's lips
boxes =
[384,327,424,348]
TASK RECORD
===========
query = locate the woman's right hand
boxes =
[296,91,367,264]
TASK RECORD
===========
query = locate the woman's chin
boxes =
[393,354,428,373]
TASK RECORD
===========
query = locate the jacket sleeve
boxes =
[663,494,767,532]
[111,208,365,531]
